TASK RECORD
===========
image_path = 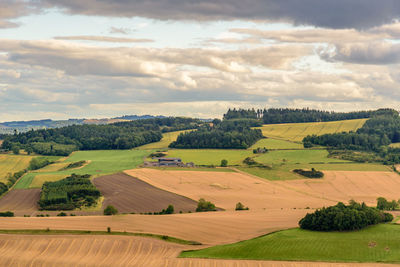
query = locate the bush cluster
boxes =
[293,168,324,178]
[196,198,216,212]
[299,201,393,231]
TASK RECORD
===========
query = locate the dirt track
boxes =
[0,234,397,267]
[94,173,197,213]
[0,189,40,215]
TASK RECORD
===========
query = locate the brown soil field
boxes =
[126,169,400,210]
[94,173,198,213]
[277,171,400,206]
[125,168,336,211]
[0,189,40,215]
[0,210,306,245]
[0,234,395,267]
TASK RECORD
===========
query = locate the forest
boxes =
[1,117,202,156]
[169,119,263,149]
[38,174,101,210]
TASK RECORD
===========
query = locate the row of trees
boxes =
[299,201,393,231]
[39,174,101,210]
[2,117,202,156]
[169,120,263,149]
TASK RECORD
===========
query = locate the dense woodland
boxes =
[223,108,397,124]
[299,201,393,231]
[169,119,263,149]
[303,114,400,164]
[39,174,101,210]
[1,117,201,156]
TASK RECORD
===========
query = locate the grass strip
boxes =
[0,229,202,245]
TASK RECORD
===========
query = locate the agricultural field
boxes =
[181,224,400,263]
[0,154,33,183]
[138,130,190,150]
[390,143,400,148]
[94,173,197,213]
[0,189,40,215]
[257,118,367,142]
[167,149,253,166]
[14,149,150,189]
[254,149,349,165]
[249,138,303,150]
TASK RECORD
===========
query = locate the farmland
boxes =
[181,224,400,263]
[0,155,33,183]
[14,149,150,189]
[249,138,303,150]
[138,130,190,150]
[167,149,253,166]
[257,118,367,142]
[94,173,197,213]
[0,189,40,214]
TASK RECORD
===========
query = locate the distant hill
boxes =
[0,115,165,134]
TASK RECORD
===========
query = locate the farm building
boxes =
[158,158,182,166]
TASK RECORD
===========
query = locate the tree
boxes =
[235,202,249,211]
[104,205,118,215]
[220,159,228,167]
[12,145,20,155]
[165,204,174,214]
[196,198,216,212]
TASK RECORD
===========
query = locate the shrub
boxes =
[104,205,118,216]
[220,159,228,167]
[57,212,67,216]
[235,202,249,211]
[29,157,54,171]
[299,201,393,231]
[196,198,216,212]
[377,197,399,210]
[0,211,14,217]
[293,168,324,178]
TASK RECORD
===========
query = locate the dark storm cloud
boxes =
[38,0,400,29]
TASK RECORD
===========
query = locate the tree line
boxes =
[1,117,202,156]
[169,119,263,149]
[223,108,397,124]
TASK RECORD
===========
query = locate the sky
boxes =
[1,1,400,121]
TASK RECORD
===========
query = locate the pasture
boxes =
[257,118,367,142]
[167,149,253,166]
[0,155,33,183]
[249,138,303,150]
[14,149,150,189]
[181,224,400,263]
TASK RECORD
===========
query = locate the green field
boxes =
[255,149,349,165]
[0,154,34,183]
[14,150,150,189]
[167,149,253,166]
[257,119,367,142]
[181,224,400,263]
[249,138,303,150]
[138,130,190,150]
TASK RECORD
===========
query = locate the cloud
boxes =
[322,42,400,65]
[54,35,153,43]
[39,0,400,29]
[109,26,134,35]
[0,0,37,28]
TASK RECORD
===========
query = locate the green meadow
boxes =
[167,149,253,166]
[249,138,303,150]
[14,149,150,189]
[138,130,190,150]
[181,224,400,263]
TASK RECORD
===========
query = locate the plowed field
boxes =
[0,189,40,215]
[94,173,197,213]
